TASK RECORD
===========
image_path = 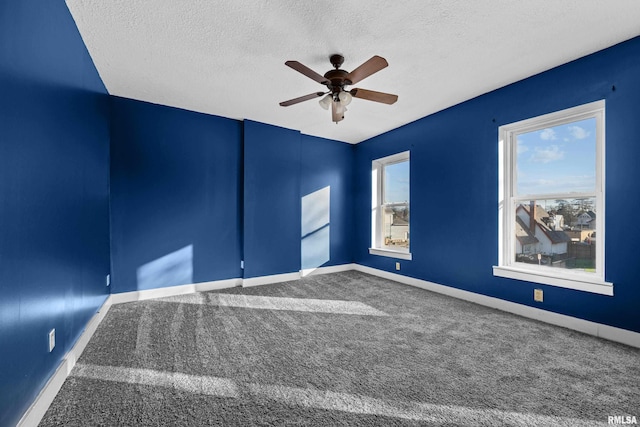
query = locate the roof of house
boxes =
[545,229,572,244]
[392,217,409,226]
[579,210,596,220]
[515,216,539,246]
[518,204,572,244]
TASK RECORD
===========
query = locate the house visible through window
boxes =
[370,151,411,260]
[494,100,612,295]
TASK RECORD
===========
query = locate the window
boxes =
[494,101,611,295]
[370,151,411,260]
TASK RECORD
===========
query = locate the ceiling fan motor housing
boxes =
[325,54,352,98]
[324,69,351,93]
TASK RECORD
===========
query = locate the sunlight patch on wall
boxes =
[136,245,193,290]
[301,186,330,275]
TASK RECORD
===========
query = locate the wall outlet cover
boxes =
[534,289,544,302]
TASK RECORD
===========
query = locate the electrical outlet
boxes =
[534,289,543,302]
[106,274,110,287]
[48,329,55,352]
[395,262,400,271]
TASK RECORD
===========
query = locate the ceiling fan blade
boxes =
[350,88,398,105]
[279,92,327,107]
[347,56,388,85]
[331,100,344,123]
[285,61,329,84]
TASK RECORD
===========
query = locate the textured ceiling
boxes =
[65,1,640,144]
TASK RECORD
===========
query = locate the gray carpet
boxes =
[39,271,640,426]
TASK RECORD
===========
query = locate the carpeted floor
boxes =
[40,271,640,426]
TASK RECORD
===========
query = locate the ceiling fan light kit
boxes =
[318,94,332,110]
[280,54,398,123]
[338,90,352,105]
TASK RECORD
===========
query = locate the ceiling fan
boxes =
[279,54,398,123]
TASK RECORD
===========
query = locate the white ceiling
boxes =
[66,1,640,144]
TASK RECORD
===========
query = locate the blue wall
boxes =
[300,134,354,269]
[243,122,354,278]
[110,115,353,286]
[243,121,302,278]
[354,36,640,334]
[110,98,243,293]
[0,2,111,426]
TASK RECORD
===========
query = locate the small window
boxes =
[370,151,411,260]
[494,101,612,295]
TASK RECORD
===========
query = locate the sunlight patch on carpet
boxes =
[159,293,389,316]
[249,383,600,426]
[73,364,239,398]
[72,364,598,426]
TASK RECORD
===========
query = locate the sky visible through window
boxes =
[384,160,410,204]
[516,118,596,196]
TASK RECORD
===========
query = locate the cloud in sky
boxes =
[530,145,564,163]
[568,125,590,140]
[539,128,557,140]
[392,176,410,184]
[518,175,595,194]
[521,178,556,187]
[516,139,529,155]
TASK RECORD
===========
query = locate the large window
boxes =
[370,151,411,260]
[494,101,612,295]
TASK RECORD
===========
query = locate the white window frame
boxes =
[493,100,613,295]
[369,151,412,260]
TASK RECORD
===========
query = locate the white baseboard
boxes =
[243,264,357,286]
[110,278,242,304]
[354,264,640,349]
[242,271,301,287]
[110,265,358,297]
[17,295,113,427]
[301,263,357,277]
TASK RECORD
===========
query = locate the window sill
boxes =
[369,248,412,260]
[492,266,613,296]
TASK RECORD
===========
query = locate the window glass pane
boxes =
[516,118,596,196]
[382,204,409,248]
[383,161,410,204]
[514,197,596,273]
